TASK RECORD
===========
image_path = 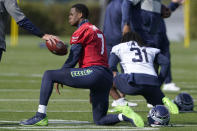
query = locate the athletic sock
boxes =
[118,114,124,121]
[38,105,47,114]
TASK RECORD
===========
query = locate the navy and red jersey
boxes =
[70,22,109,68]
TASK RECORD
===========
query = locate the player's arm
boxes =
[109,53,120,73]
[122,0,131,35]
[168,0,185,12]
[121,0,141,35]
[122,0,142,35]
[155,53,170,85]
[61,44,82,68]
[4,0,59,44]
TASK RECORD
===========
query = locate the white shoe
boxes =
[163,83,180,92]
[147,103,153,108]
[111,98,138,107]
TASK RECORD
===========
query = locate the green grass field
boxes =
[0,36,196,131]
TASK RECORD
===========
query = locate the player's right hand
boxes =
[54,83,63,95]
[42,34,60,46]
[122,24,131,35]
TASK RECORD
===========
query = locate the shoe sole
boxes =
[20,117,48,126]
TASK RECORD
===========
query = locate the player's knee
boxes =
[43,70,53,80]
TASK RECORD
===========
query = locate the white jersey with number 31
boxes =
[111,41,160,76]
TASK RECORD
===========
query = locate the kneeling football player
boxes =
[20,4,144,127]
[109,32,179,115]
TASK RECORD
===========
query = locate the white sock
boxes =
[118,113,123,121]
[38,105,47,114]
[115,98,125,103]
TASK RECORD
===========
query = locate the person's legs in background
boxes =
[158,32,180,91]
[0,49,3,62]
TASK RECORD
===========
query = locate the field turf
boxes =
[0,36,196,131]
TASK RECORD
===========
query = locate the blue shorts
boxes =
[114,74,165,106]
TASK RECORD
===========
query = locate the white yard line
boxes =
[0,110,92,113]
[0,73,42,78]
[17,128,159,131]
[1,120,197,130]
[0,89,89,92]
[0,89,40,92]
[0,80,40,83]
[0,88,197,94]
[0,98,145,102]
[0,120,160,130]
[0,98,196,102]
[0,99,89,102]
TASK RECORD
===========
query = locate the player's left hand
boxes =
[54,83,63,95]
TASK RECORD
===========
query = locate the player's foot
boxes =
[147,103,153,108]
[121,106,144,127]
[163,83,180,92]
[20,112,48,126]
[108,104,126,113]
[111,98,138,107]
[162,97,179,114]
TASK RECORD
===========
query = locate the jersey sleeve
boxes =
[148,47,160,55]
[4,0,25,22]
[70,27,91,45]
[111,44,121,57]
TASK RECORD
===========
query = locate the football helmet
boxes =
[174,92,194,111]
[147,105,170,127]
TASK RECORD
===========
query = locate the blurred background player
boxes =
[156,0,185,91]
[103,0,140,107]
[0,0,59,62]
[20,4,144,127]
[122,0,165,45]
[109,32,179,114]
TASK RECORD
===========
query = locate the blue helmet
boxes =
[174,92,194,111]
[147,105,170,127]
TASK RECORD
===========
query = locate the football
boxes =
[46,40,68,56]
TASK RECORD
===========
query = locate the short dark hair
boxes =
[72,4,89,19]
[121,32,145,47]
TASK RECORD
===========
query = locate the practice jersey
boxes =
[70,22,108,68]
[111,41,160,76]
